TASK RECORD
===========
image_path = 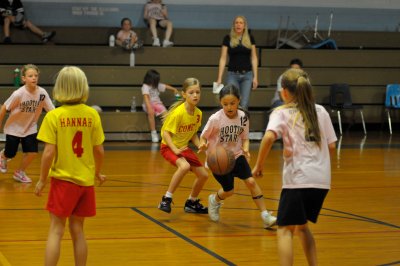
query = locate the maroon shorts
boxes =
[47,178,96,218]
[160,144,202,167]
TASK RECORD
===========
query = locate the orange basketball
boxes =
[207,145,235,175]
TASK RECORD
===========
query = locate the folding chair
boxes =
[330,83,366,135]
[385,84,400,134]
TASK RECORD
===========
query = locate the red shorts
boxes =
[47,178,96,218]
[160,144,203,167]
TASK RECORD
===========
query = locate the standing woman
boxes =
[216,15,258,110]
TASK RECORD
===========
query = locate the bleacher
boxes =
[1,27,400,140]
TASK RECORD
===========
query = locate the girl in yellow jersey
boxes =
[34,66,106,266]
[158,78,208,214]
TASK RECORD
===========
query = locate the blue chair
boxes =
[385,84,400,134]
[330,83,366,135]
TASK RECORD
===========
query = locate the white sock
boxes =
[165,191,173,198]
[188,196,197,201]
[151,130,157,134]
[261,210,270,216]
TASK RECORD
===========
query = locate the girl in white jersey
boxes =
[199,84,276,228]
[252,68,337,266]
[0,64,54,183]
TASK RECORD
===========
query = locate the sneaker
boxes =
[261,211,277,228]
[42,31,56,43]
[184,199,208,214]
[152,37,160,47]
[151,131,159,143]
[3,37,12,44]
[158,196,173,213]
[0,150,7,173]
[162,40,174,48]
[208,194,222,222]
[13,170,32,183]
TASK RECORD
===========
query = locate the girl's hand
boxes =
[173,146,187,155]
[34,180,46,197]
[243,150,251,162]
[197,142,208,153]
[96,173,106,186]
[252,165,263,178]
[252,78,258,90]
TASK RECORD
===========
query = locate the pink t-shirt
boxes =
[141,83,166,104]
[267,104,337,189]
[144,2,166,20]
[3,85,54,137]
[201,109,249,159]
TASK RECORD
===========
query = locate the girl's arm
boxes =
[242,138,250,160]
[191,133,201,150]
[198,136,208,153]
[165,84,178,94]
[217,46,228,84]
[163,130,185,155]
[252,130,276,177]
[161,4,168,19]
[0,104,7,130]
[143,94,152,113]
[251,44,258,90]
[93,144,106,185]
[143,4,149,20]
[34,143,56,196]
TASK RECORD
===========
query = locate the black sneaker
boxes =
[184,199,208,214]
[42,31,56,43]
[3,37,12,44]
[158,196,173,213]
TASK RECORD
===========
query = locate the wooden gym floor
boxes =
[0,130,399,265]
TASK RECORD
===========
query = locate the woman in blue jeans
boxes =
[216,15,258,110]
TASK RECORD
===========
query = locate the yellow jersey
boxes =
[161,103,202,148]
[37,104,105,186]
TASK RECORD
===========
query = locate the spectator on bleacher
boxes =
[271,58,303,109]
[0,0,56,43]
[116,17,143,51]
[143,0,173,47]
[216,15,258,110]
[141,69,178,143]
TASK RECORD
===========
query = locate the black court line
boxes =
[377,261,400,266]
[131,207,236,266]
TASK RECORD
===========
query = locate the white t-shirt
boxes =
[144,2,166,20]
[3,85,55,137]
[141,83,166,104]
[201,109,249,159]
[267,104,337,189]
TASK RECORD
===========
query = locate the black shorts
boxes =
[146,19,166,29]
[213,155,252,192]
[277,188,329,226]
[4,133,38,158]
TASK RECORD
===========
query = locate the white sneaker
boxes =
[151,131,159,143]
[0,149,7,173]
[162,40,174,47]
[13,170,32,183]
[208,194,222,222]
[152,38,160,47]
[261,211,277,228]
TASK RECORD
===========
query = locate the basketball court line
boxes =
[0,251,11,266]
[131,207,236,266]
[377,261,400,266]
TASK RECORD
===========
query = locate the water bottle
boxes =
[129,50,135,67]
[130,96,137,112]
[175,92,182,101]
[13,68,21,88]
[109,34,115,47]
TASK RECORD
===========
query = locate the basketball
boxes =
[207,145,235,175]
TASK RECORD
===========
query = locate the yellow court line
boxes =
[0,252,11,266]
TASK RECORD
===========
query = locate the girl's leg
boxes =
[3,17,11,38]
[159,20,173,41]
[148,18,158,40]
[238,71,253,110]
[297,223,318,266]
[18,152,37,172]
[45,213,67,266]
[166,158,191,194]
[24,20,44,37]
[69,215,87,266]
[146,110,156,131]
[214,188,234,202]
[243,177,266,211]
[277,225,296,266]
[189,166,209,198]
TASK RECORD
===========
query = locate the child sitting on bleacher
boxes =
[141,69,178,143]
[116,17,143,50]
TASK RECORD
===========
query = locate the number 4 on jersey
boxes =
[72,131,84,157]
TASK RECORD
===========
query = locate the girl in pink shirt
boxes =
[0,64,54,183]
[199,84,276,228]
[252,68,337,266]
